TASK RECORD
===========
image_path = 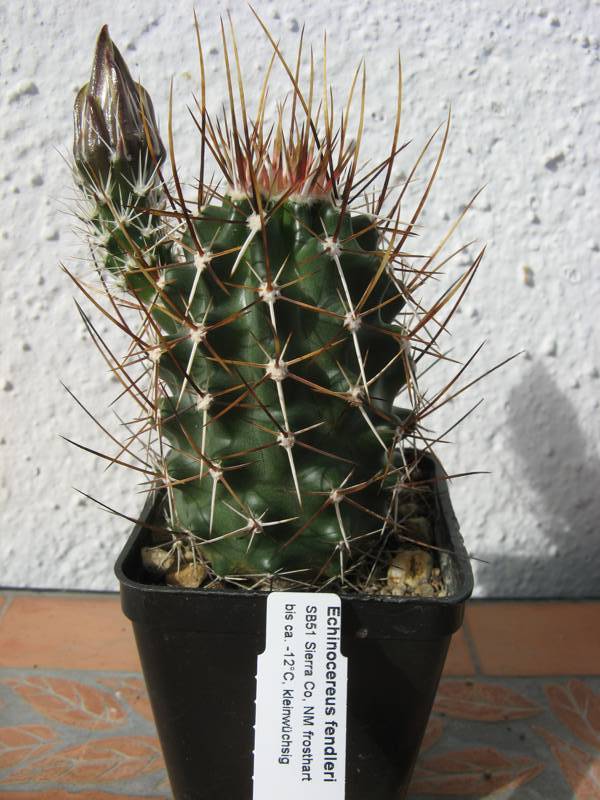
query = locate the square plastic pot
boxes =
[115,455,473,799]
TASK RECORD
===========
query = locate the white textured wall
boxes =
[1,0,599,595]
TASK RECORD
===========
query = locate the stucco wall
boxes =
[1,0,599,595]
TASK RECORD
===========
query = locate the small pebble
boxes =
[386,549,433,592]
[166,562,207,588]
[141,546,175,575]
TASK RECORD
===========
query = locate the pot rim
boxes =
[115,451,474,638]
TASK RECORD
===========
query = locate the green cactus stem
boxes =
[69,19,484,591]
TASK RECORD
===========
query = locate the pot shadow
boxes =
[475,360,600,597]
[407,361,600,800]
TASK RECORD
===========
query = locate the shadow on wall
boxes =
[475,360,600,598]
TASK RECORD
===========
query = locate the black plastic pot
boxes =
[116,458,473,800]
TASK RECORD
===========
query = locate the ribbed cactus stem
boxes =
[70,21,483,590]
[136,193,409,579]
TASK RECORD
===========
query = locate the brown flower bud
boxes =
[73,25,165,185]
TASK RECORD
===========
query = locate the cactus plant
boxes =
[68,17,490,593]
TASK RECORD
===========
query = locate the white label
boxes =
[253,592,347,799]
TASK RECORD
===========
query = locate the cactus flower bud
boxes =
[73,25,164,184]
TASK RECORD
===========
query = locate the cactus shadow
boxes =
[475,360,600,597]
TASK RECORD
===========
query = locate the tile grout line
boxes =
[0,592,14,625]
[461,614,484,676]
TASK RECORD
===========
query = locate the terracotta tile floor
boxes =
[0,593,598,799]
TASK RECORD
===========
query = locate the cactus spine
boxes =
[70,19,482,591]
